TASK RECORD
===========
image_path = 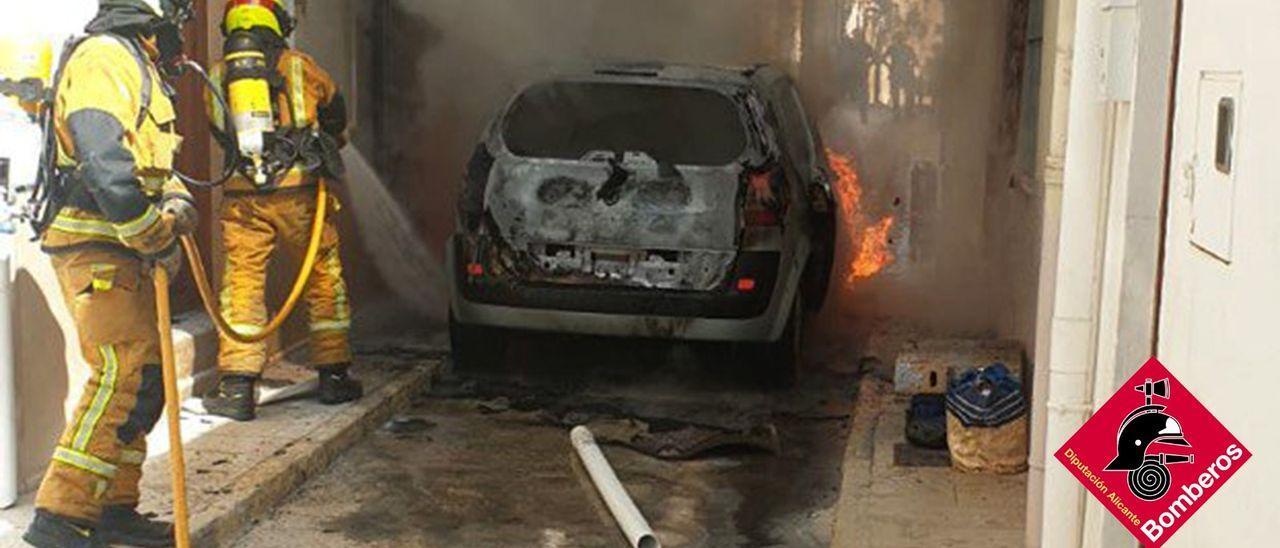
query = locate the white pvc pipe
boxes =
[0,109,42,508]
[570,426,661,548]
[0,239,14,508]
[1025,0,1079,544]
[1040,0,1108,545]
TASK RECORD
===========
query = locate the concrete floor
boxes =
[235,332,858,547]
[831,377,1027,548]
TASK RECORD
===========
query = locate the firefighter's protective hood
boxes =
[85,0,193,68]
[85,0,190,35]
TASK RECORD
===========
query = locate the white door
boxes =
[1156,1,1280,545]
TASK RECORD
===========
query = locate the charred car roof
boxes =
[586,62,762,87]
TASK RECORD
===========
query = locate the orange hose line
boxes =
[153,268,191,548]
[180,181,329,344]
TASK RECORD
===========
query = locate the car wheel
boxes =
[756,294,802,389]
[449,311,508,372]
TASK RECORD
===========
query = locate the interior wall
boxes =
[985,0,1042,352]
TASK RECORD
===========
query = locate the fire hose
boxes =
[152,182,328,547]
[152,267,190,548]
[178,180,330,343]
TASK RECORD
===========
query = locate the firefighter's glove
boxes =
[161,196,199,236]
[149,242,185,281]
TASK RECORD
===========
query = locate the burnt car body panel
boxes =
[486,158,740,290]
[449,63,833,343]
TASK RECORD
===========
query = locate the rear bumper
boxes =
[447,236,799,342]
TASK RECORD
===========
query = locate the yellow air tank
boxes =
[0,35,53,116]
[223,30,275,184]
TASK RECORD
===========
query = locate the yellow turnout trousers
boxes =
[35,249,164,522]
[218,188,352,374]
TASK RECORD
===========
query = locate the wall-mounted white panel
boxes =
[1189,72,1242,262]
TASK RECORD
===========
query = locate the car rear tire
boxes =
[449,312,508,372]
[754,294,802,389]
[803,205,836,312]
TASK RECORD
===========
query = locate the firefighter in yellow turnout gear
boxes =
[201,0,361,422]
[24,1,196,547]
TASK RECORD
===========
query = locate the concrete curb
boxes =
[172,312,218,400]
[185,365,433,547]
[171,313,311,399]
[830,379,886,548]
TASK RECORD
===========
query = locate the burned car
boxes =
[448,63,835,382]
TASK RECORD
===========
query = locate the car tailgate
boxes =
[487,156,741,252]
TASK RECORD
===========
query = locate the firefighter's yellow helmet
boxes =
[224,0,295,37]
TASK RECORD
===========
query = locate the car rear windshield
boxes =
[503,81,748,166]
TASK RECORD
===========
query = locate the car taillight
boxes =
[744,169,784,227]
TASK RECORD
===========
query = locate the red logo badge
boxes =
[1054,358,1250,546]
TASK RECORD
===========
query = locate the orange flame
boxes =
[825,149,895,287]
[854,217,895,278]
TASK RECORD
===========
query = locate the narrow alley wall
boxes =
[799,0,1039,356]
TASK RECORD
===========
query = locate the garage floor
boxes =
[234,332,857,547]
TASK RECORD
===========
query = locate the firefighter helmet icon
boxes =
[1104,378,1194,501]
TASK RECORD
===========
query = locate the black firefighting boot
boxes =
[22,510,105,548]
[318,365,363,405]
[202,374,257,421]
[99,505,174,547]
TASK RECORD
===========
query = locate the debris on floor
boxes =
[585,418,781,460]
[381,416,435,436]
[904,393,947,449]
[477,396,512,414]
[429,373,785,460]
[894,338,1025,394]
